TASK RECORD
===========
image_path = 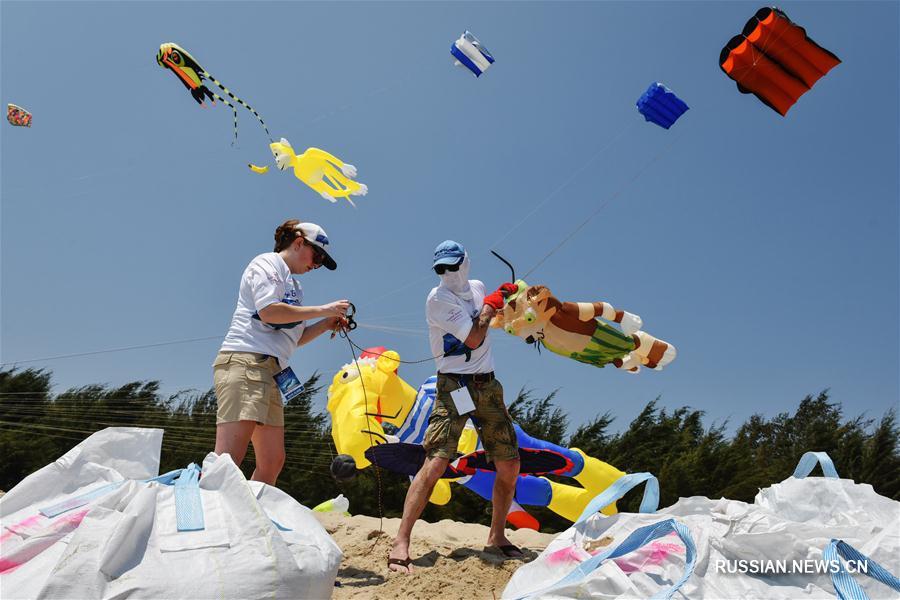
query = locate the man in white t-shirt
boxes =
[388,241,522,573]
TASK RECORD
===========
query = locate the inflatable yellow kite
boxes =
[250,138,367,206]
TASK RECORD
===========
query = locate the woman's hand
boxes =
[300,315,350,346]
[322,299,350,318]
[327,316,351,338]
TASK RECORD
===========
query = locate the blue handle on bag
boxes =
[39,467,188,518]
[38,464,207,532]
[793,451,839,479]
[576,472,660,523]
[174,463,205,532]
[825,539,900,600]
[521,518,697,600]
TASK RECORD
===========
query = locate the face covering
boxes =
[439,254,473,301]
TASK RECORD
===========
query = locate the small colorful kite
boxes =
[156,42,271,144]
[719,7,840,116]
[451,31,494,77]
[636,83,689,129]
[7,104,32,127]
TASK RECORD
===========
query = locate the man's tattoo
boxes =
[476,307,495,329]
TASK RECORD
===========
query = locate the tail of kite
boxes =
[203,70,272,144]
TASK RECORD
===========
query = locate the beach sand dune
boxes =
[315,512,556,600]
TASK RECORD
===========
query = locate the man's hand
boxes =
[498,282,518,297]
[482,282,517,311]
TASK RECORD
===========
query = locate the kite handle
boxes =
[490,250,516,282]
[345,303,358,331]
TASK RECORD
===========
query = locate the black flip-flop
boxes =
[387,556,413,573]
[486,544,525,558]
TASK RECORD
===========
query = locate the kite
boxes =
[156,42,271,144]
[365,443,572,479]
[636,83,689,129]
[7,104,32,127]
[256,138,367,206]
[491,281,676,373]
[719,7,840,116]
[327,349,631,529]
[451,31,494,77]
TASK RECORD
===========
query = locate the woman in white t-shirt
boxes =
[213,219,349,485]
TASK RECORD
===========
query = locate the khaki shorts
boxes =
[213,352,284,427]
[423,374,519,462]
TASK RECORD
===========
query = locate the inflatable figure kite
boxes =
[451,31,494,77]
[719,7,840,116]
[327,349,629,530]
[636,83,689,129]
[491,281,676,373]
[327,348,418,470]
[255,138,368,206]
[156,42,271,144]
[7,104,32,127]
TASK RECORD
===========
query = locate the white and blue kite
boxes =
[451,31,494,77]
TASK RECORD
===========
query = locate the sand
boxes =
[314,512,556,600]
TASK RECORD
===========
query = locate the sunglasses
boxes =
[433,261,462,275]
[308,243,326,266]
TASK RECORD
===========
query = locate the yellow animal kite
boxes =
[250,138,367,206]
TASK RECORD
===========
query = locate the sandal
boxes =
[485,544,525,558]
[387,556,413,573]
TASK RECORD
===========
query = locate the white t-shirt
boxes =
[219,252,305,368]
[426,280,495,374]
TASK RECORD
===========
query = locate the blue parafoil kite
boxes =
[451,31,494,77]
[636,82,689,129]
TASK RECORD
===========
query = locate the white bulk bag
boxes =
[0,427,341,600]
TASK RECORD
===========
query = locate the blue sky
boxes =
[2,1,897,435]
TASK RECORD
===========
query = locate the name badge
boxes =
[450,384,476,415]
[274,366,305,404]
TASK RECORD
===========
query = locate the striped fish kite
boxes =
[156,42,271,144]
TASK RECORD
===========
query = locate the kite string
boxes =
[489,121,638,252]
[339,328,386,549]
[522,129,686,280]
[0,335,224,367]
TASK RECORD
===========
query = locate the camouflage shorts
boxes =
[422,374,519,462]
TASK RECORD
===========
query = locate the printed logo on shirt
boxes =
[446,308,464,323]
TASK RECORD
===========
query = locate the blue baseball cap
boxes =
[432,240,466,267]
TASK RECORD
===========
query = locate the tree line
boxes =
[1,366,896,532]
